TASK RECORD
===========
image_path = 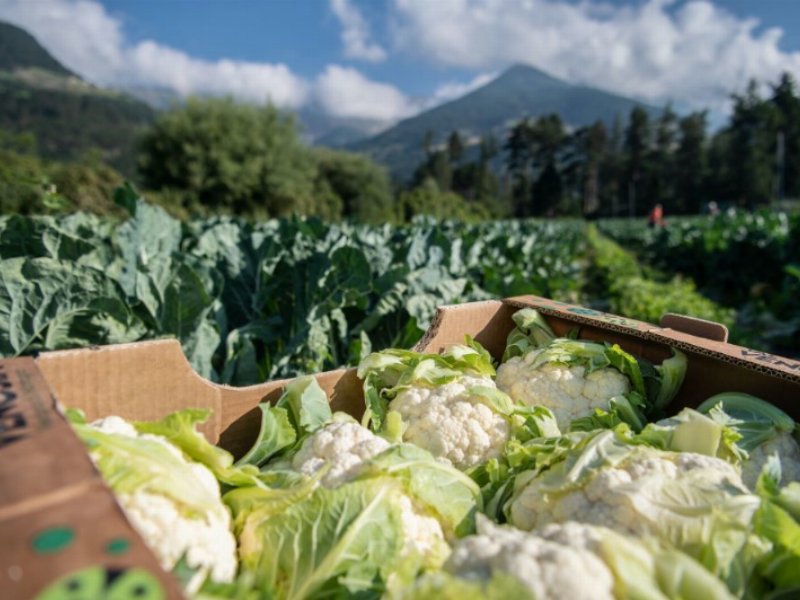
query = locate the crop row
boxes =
[0,187,586,384]
[598,211,800,356]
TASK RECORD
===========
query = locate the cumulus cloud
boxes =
[0,0,447,122]
[329,0,387,62]
[127,42,309,106]
[314,65,414,121]
[390,0,800,111]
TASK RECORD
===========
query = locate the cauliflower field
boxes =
[1,188,797,386]
[69,309,800,600]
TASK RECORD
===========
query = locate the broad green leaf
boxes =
[134,409,263,488]
[276,375,333,437]
[247,479,406,599]
[235,405,296,468]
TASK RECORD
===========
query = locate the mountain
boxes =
[349,64,660,181]
[0,21,155,175]
[0,22,75,76]
[294,108,387,147]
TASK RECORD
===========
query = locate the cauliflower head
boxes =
[390,376,510,469]
[290,421,449,562]
[497,351,630,430]
[86,416,237,594]
[510,442,751,537]
[292,421,391,487]
[445,519,615,600]
[742,431,800,490]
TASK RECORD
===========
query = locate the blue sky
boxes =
[2,0,800,124]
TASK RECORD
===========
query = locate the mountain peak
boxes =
[494,63,569,87]
[0,21,76,77]
[350,63,657,180]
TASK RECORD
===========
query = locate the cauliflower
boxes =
[84,416,238,595]
[288,420,449,561]
[390,376,510,469]
[510,440,750,535]
[397,494,449,560]
[496,309,688,432]
[695,392,800,491]
[497,353,630,429]
[292,421,391,487]
[742,431,800,490]
[445,519,615,600]
[506,432,769,596]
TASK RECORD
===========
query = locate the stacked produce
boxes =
[68,309,800,599]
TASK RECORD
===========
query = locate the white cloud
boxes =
[127,42,309,106]
[0,0,563,127]
[329,0,387,62]
[390,0,800,111]
[314,65,414,121]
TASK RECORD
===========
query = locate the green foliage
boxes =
[0,76,154,175]
[0,138,126,216]
[0,191,587,384]
[312,148,394,223]
[50,157,124,214]
[398,179,491,221]
[598,213,800,355]
[138,98,316,217]
[584,225,735,328]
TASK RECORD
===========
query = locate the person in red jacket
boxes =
[647,203,664,228]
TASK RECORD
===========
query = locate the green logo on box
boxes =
[35,566,165,600]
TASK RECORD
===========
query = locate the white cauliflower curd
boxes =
[87,416,238,594]
[390,376,510,469]
[497,352,630,429]
[292,420,391,487]
[510,440,751,535]
[288,420,449,560]
[446,519,615,600]
[397,494,449,559]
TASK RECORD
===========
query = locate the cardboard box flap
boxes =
[36,339,226,442]
[661,313,729,342]
[0,358,182,600]
[413,300,517,357]
[504,295,659,336]
[36,340,368,457]
[650,328,800,383]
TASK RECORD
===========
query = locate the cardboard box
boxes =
[3,295,800,598]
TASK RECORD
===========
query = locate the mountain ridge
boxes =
[0,21,76,77]
[0,21,155,175]
[348,63,660,180]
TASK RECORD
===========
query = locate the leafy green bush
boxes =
[312,148,395,223]
[138,98,317,217]
[398,179,492,222]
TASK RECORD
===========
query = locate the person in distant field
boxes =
[707,201,720,216]
[647,203,664,228]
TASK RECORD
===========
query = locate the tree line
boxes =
[2,73,798,221]
[413,73,800,218]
